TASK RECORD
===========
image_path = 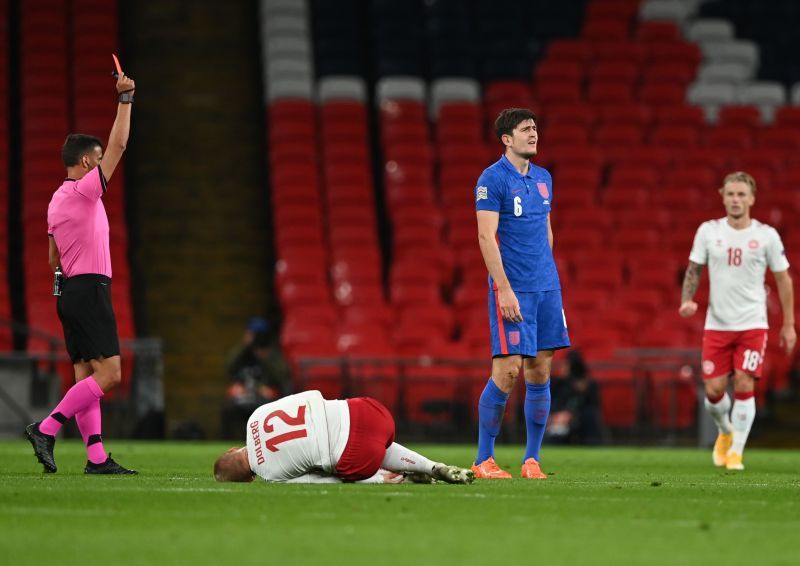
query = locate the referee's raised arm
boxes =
[99,72,136,183]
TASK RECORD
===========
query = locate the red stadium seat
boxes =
[573,256,625,291]
[601,185,650,209]
[636,318,692,347]
[588,81,633,105]
[534,60,583,85]
[758,127,800,151]
[588,62,639,85]
[596,124,645,148]
[639,82,687,107]
[562,286,613,313]
[543,102,596,129]
[653,104,706,128]
[593,368,638,427]
[650,125,700,147]
[636,21,681,43]
[390,282,441,307]
[704,126,753,150]
[278,282,331,310]
[649,42,702,66]
[535,81,583,105]
[483,80,533,108]
[641,62,697,87]
[381,121,429,145]
[553,165,602,190]
[543,124,589,148]
[582,19,630,41]
[773,106,800,128]
[611,147,673,168]
[556,226,605,251]
[591,41,649,65]
[544,39,592,64]
[558,207,613,231]
[617,287,667,316]
[716,105,762,128]
[598,104,653,129]
[647,369,698,429]
[608,164,659,189]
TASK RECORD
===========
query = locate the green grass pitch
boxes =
[1,441,799,566]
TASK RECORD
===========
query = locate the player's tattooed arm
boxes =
[681,261,704,302]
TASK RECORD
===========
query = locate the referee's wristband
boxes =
[118,92,134,104]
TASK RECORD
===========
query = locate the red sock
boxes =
[39,377,104,436]
[75,399,108,464]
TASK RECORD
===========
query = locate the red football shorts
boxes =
[335,397,396,481]
[701,329,768,379]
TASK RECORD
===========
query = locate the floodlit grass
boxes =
[1,441,798,566]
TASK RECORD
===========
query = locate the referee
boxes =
[25,70,137,474]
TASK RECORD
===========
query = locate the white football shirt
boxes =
[689,218,790,330]
[245,390,350,482]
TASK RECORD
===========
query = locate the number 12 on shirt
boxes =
[262,406,307,452]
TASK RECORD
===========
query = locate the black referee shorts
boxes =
[56,274,120,364]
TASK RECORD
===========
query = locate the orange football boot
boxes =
[471,457,512,479]
[520,457,547,479]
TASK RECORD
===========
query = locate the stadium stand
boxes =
[260,0,800,433]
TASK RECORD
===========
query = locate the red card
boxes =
[112,54,123,76]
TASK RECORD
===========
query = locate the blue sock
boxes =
[524,380,551,462]
[476,378,509,464]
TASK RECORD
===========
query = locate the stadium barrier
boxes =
[296,349,704,445]
[0,317,164,438]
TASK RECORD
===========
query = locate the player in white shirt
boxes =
[679,172,796,470]
[213,390,474,484]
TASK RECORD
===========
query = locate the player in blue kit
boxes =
[473,108,570,479]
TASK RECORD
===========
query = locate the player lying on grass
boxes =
[213,390,474,484]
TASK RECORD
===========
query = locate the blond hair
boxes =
[720,171,757,196]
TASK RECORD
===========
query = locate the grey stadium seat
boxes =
[318,76,368,103]
[687,81,736,122]
[791,83,800,105]
[685,19,735,43]
[261,0,307,18]
[737,82,787,124]
[697,62,753,85]
[640,0,694,24]
[266,78,313,102]
[429,78,481,116]
[264,15,309,37]
[266,58,314,84]
[737,82,787,106]
[375,76,427,104]
[702,40,759,70]
[265,36,312,60]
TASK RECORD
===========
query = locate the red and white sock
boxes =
[704,392,732,434]
[75,398,108,465]
[39,376,104,436]
[731,392,756,454]
[381,442,436,474]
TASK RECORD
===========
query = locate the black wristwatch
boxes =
[118,92,134,104]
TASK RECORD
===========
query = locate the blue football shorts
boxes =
[488,288,571,357]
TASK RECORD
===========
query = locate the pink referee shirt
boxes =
[47,166,112,278]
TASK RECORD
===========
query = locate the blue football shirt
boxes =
[474,155,560,292]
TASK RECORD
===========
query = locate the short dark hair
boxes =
[494,108,537,141]
[62,134,103,167]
